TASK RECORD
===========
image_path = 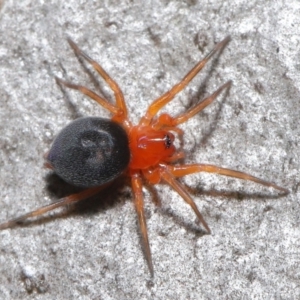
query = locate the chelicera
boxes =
[0,37,288,276]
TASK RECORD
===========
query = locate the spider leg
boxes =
[152,81,231,129]
[160,168,211,233]
[140,36,230,126]
[131,172,154,277]
[67,38,128,119]
[0,186,104,230]
[164,151,185,163]
[168,164,289,194]
[55,77,120,115]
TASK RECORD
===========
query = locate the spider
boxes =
[0,37,288,276]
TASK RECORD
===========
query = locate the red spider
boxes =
[0,37,287,276]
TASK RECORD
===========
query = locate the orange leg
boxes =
[55,77,120,115]
[0,186,104,230]
[164,151,185,163]
[152,80,231,129]
[154,81,231,129]
[168,164,288,194]
[160,168,211,233]
[131,172,154,277]
[67,38,128,119]
[140,36,231,126]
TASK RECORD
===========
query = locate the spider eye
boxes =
[165,133,174,149]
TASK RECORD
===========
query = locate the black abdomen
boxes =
[47,117,130,188]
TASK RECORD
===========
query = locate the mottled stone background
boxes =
[0,1,299,299]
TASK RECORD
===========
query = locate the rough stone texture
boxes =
[0,1,299,299]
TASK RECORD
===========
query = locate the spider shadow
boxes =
[197,83,231,147]
[14,173,129,229]
[144,178,287,238]
[68,41,114,106]
[43,59,83,121]
[55,40,116,121]
[177,84,230,154]
[185,181,288,202]
[191,38,229,109]
[172,44,231,153]
[55,72,84,120]
[184,181,288,219]
[144,183,208,237]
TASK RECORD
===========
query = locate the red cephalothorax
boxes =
[0,37,288,276]
[128,125,176,170]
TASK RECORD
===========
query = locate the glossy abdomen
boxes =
[46,117,130,188]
